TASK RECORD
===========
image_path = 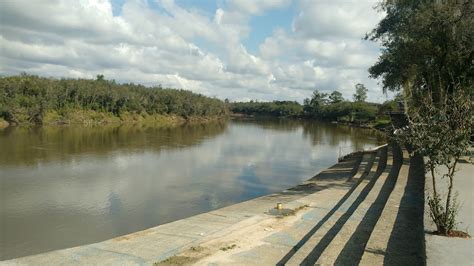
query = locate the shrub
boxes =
[399,89,472,235]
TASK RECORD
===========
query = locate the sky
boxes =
[0,0,391,102]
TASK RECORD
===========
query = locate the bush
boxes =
[399,89,472,235]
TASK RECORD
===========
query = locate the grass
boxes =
[273,204,310,218]
[154,246,206,265]
[154,255,198,265]
[220,244,237,251]
[373,119,392,130]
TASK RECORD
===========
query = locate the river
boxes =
[0,118,384,260]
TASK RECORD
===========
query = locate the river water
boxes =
[0,118,384,260]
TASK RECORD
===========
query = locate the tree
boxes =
[353,83,367,102]
[303,90,328,115]
[329,91,344,103]
[366,1,473,104]
[398,89,472,235]
[368,0,473,235]
[310,90,328,105]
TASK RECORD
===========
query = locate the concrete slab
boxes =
[425,235,473,266]
[425,162,474,266]
[212,242,289,265]
[1,245,149,265]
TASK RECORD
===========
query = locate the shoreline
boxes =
[230,114,391,132]
[0,112,228,129]
[1,114,390,136]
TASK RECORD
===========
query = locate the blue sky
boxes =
[0,0,389,102]
[114,1,295,56]
[244,7,294,54]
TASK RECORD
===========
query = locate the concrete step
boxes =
[350,151,377,182]
[284,146,387,265]
[314,145,397,265]
[327,144,403,265]
[348,151,364,178]
[360,149,424,265]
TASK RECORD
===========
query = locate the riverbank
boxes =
[0,110,227,128]
[0,75,229,128]
[3,143,427,265]
[231,113,392,132]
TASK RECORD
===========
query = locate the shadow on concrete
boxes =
[309,154,364,181]
[276,150,381,265]
[298,146,388,265]
[333,144,402,265]
[383,153,425,265]
[276,154,364,198]
[280,182,353,196]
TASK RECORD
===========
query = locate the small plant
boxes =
[398,89,472,236]
[189,246,204,252]
[274,204,309,218]
[427,193,459,235]
[220,244,237,251]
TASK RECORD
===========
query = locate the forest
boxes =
[1,74,398,129]
[230,84,398,129]
[230,100,303,117]
[0,74,228,126]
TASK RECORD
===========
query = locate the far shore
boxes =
[230,113,390,132]
[0,111,227,129]
[1,112,390,133]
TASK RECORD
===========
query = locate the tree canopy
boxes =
[0,74,228,125]
[230,84,394,128]
[353,83,368,102]
[230,101,303,117]
[367,0,473,104]
[329,91,344,103]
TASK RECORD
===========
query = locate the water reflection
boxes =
[0,119,383,260]
[0,122,228,166]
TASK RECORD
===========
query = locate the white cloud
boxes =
[258,0,385,101]
[0,0,388,102]
[228,0,291,15]
[293,0,382,40]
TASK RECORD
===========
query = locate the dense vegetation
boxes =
[0,74,228,126]
[230,101,303,117]
[367,1,473,101]
[230,84,398,129]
